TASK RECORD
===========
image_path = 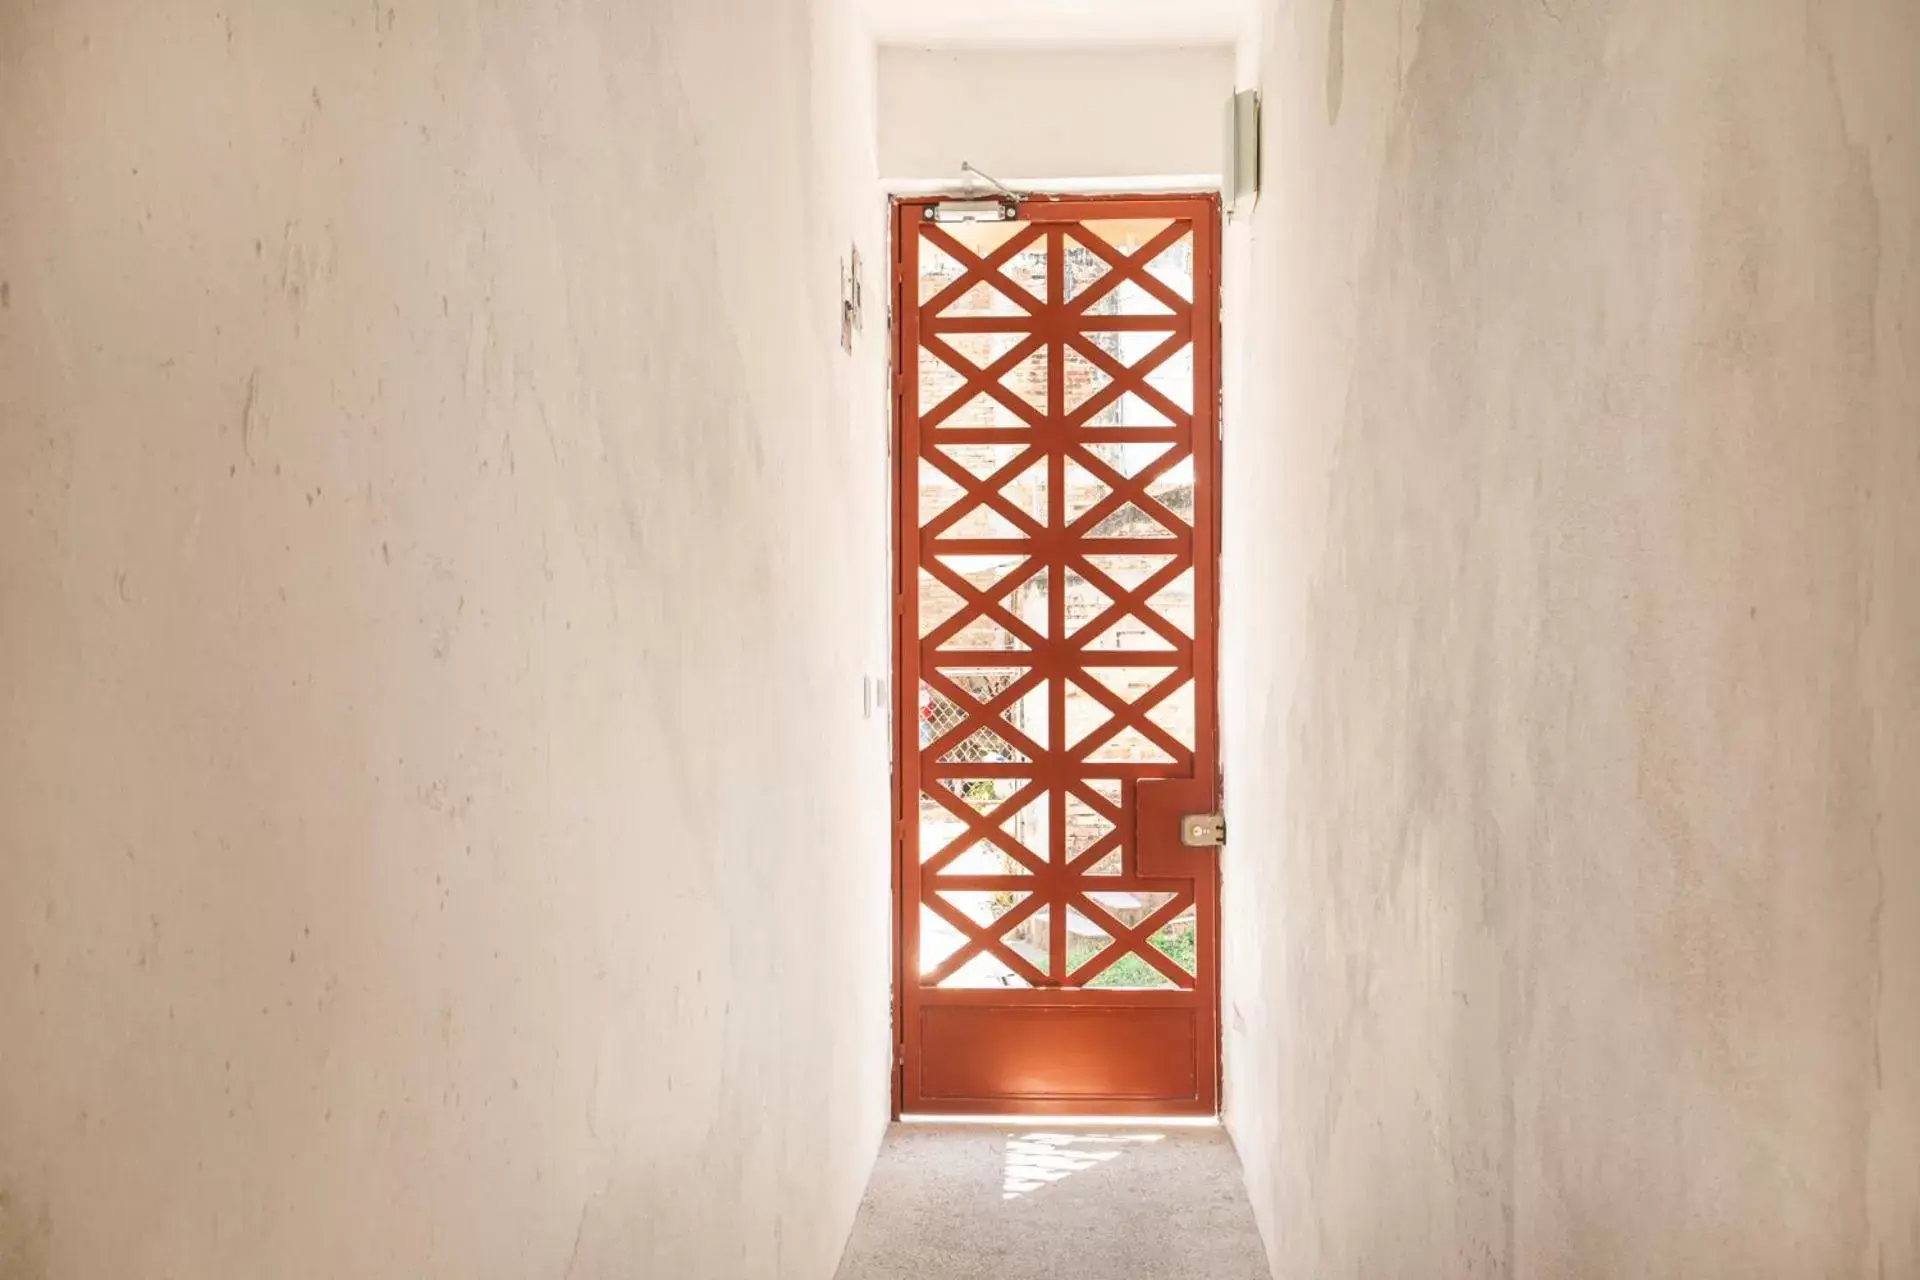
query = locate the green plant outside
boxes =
[1065,924,1197,988]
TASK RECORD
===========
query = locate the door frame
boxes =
[887,191,1226,1117]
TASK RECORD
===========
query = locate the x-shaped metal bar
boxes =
[1066,667,1193,767]
[1064,889,1196,989]
[920,221,1048,320]
[1063,221,1193,320]
[1067,546,1193,656]
[920,666,1051,782]
[918,442,1048,543]
[923,778,1129,888]
[1064,439,1192,551]
[917,554,1047,654]
[921,889,1050,988]
[919,331,1049,433]
[1066,330,1194,431]
[919,776,1050,878]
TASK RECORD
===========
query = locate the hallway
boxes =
[834,1126,1269,1280]
[2,0,1916,1276]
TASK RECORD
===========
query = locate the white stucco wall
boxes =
[0,1,892,1276]
[1223,0,1918,1276]
[876,44,1236,185]
[861,0,1248,47]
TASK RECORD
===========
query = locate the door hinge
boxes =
[1180,812,1226,848]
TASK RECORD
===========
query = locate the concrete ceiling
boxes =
[861,0,1248,47]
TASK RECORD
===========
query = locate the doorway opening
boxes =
[891,194,1224,1116]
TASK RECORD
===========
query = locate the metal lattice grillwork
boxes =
[920,673,1022,763]
[902,200,1216,1028]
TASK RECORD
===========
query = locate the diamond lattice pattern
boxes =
[912,214,1202,990]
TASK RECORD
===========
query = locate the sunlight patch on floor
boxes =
[1001,1131,1165,1200]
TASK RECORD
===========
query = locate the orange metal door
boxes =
[892,195,1222,1116]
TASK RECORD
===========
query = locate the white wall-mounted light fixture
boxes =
[1224,89,1261,220]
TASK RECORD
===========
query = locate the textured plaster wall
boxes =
[860,0,1248,48]
[876,44,1235,183]
[0,2,891,1276]
[1221,1,1918,1276]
